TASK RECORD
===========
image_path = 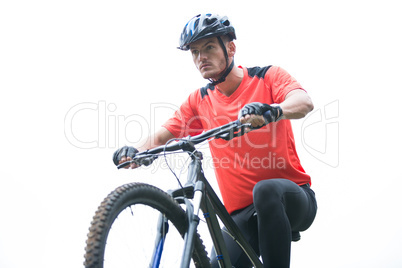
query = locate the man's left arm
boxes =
[280,89,314,120]
[239,89,314,128]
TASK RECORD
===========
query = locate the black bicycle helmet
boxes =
[178,13,236,51]
[178,14,237,85]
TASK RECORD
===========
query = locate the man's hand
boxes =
[238,102,283,128]
[113,146,139,169]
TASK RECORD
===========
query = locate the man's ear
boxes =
[227,41,236,58]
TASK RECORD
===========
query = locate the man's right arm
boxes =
[115,91,199,168]
[136,127,176,152]
[116,127,176,169]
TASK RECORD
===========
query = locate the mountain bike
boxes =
[84,117,268,268]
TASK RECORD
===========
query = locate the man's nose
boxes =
[198,51,207,61]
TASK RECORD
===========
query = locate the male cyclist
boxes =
[114,13,317,268]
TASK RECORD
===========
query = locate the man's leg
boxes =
[253,179,317,268]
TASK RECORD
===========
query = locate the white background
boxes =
[1,0,402,267]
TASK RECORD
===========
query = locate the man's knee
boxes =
[253,179,285,210]
[253,179,283,199]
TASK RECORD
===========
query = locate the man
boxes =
[114,13,317,268]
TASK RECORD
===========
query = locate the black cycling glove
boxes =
[238,102,283,124]
[112,146,139,166]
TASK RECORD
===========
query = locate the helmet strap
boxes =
[209,36,234,86]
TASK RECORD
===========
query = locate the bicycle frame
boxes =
[152,148,263,268]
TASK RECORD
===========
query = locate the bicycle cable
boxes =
[162,137,211,192]
[163,138,185,189]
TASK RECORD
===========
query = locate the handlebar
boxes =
[117,111,272,169]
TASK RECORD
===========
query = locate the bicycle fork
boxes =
[151,213,169,268]
[182,179,233,268]
[181,180,204,267]
[150,180,204,268]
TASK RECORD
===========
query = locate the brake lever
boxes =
[117,161,133,169]
[138,155,158,166]
[116,155,159,169]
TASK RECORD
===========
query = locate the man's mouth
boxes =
[200,63,211,70]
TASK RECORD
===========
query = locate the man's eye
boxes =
[192,50,199,55]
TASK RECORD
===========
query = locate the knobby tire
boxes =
[84,182,210,268]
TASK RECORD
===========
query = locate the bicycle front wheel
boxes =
[84,182,210,268]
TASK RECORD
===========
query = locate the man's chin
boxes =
[201,72,218,81]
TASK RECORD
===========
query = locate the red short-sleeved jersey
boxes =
[163,66,311,214]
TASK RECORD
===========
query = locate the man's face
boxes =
[189,37,227,81]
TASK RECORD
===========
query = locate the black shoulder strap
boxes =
[247,65,272,79]
[200,83,215,99]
